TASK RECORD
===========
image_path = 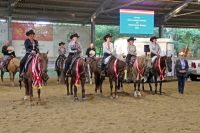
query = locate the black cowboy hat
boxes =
[150,36,158,42]
[104,33,112,41]
[59,42,65,46]
[127,37,136,42]
[26,29,35,36]
[70,33,79,39]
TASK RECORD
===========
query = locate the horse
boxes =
[64,56,86,100]
[104,56,126,98]
[55,55,67,84]
[130,55,152,97]
[85,57,104,94]
[19,52,49,102]
[147,55,172,94]
[0,57,20,86]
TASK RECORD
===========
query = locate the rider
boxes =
[55,42,66,70]
[1,41,16,71]
[19,29,39,80]
[86,43,96,57]
[65,33,82,75]
[101,33,114,77]
[126,37,137,65]
[149,36,161,64]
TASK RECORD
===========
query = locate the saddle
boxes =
[2,56,13,72]
[69,55,81,71]
[24,54,34,73]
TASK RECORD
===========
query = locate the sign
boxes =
[120,9,154,34]
[12,22,53,41]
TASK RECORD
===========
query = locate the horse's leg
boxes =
[70,77,73,95]
[37,89,41,101]
[94,76,98,93]
[65,76,70,96]
[100,78,103,94]
[114,80,118,98]
[109,77,113,98]
[56,70,60,83]
[74,85,78,100]
[137,78,141,97]
[142,79,144,91]
[24,80,29,100]
[28,79,33,101]
[154,75,158,94]
[160,80,162,95]
[9,72,14,87]
[133,80,137,97]
[1,70,4,82]
[81,78,86,100]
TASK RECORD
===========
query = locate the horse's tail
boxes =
[19,80,22,89]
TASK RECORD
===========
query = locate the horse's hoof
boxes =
[110,96,114,99]
[67,93,70,96]
[82,97,87,101]
[24,96,28,101]
[74,97,79,101]
[138,92,142,97]
[134,92,137,97]
[115,95,119,99]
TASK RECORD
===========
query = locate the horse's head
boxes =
[165,56,172,72]
[38,52,49,81]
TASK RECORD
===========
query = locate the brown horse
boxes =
[85,57,103,93]
[104,56,126,98]
[19,52,49,102]
[64,57,86,100]
[55,55,67,84]
[130,55,151,97]
[147,55,172,94]
[0,57,20,86]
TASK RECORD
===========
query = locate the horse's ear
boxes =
[171,54,173,58]
[46,51,49,55]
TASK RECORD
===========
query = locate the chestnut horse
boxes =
[0,57,20,86]
[19,52,48,102]
[147,56,172,94]
[64,56,86,100]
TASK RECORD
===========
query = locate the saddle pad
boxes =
[104,56,111,64]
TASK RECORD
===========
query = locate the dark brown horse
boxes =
[105,56,126,98]
[85,57,103,93]
[147,55,172,94]
[55,55,67,84]
[64,57,86,100]
[130,55,151,97]
[19,52,49,102]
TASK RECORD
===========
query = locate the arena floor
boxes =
[0,78,200,133]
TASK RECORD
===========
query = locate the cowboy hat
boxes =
[150,36,158,42]
[179,51,185,56]
[127,37,136,42]
[104,33,112,41]
[70,33,79,39]
[26,29,35,36]
[59,42,65,46]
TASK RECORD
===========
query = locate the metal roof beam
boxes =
[164,0,194,22]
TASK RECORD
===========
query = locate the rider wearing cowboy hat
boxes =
[126,37,137,65]
[65,33,82,75]
[1,41,16,71]
[149,36,161,64]
[19,29,39,80]
[101,33,114,77]
[58,42,66,56]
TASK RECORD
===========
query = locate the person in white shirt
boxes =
[101,33,113,76]
[149,36,161,64]
[126,37,137,65]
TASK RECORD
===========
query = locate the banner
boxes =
[120,9,154,34]
[12,22,53,41]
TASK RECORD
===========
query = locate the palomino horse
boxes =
[55,55,67,84]
[147,55,172,94]
[19,52,49,102]
[0,57,20,86]
[130,55,151,97]
[64,56,86,100]
[85,57,103,93]
[104,56,126,98]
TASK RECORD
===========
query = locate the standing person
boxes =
[1,41,16,71]
[86,43,96,57]
[149,36,161,64]
[175,52,189,94]
[65,33,82,75]
[126,37,137,65]
[101,33,114,77]
[19,29,39,80]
